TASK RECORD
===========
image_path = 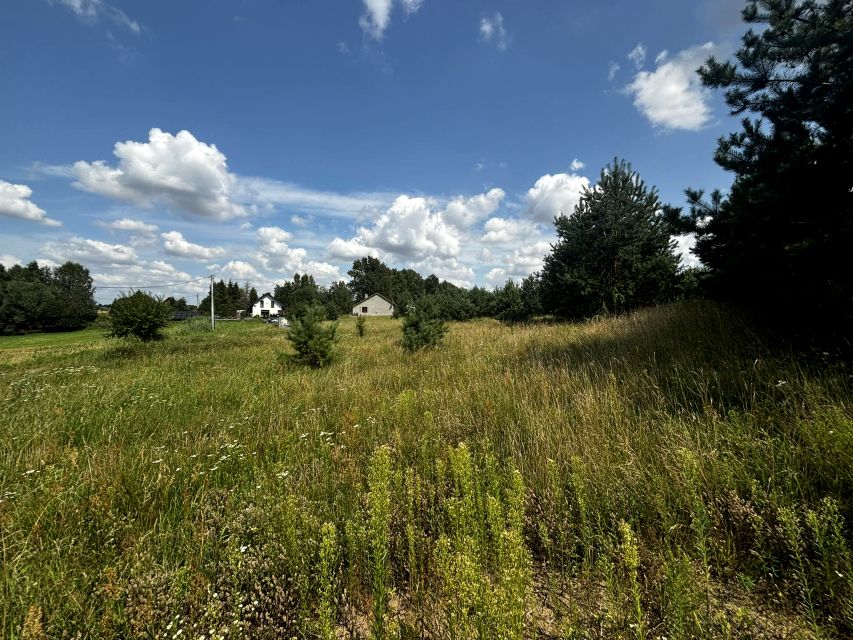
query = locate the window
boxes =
[362,306,368,313]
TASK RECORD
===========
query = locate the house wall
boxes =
[252,298,283,317]
[352,295,394,316]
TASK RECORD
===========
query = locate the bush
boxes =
[108,291,172,342]
[285,304,338,367]
[401,296,447,352]
[356,315,366,338]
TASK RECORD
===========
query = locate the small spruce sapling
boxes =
[356,315,366,338]
[285,304,338,367]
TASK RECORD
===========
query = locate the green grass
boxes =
[0,327,105,351]
[0,303,850,639]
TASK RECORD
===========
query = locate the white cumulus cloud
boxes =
[327,237,379,261]
[72,128,248,220]
[221,260,264,281]
[673,233,702,268]
[625,42,718,131]
[411,256,475,288]
[479,12,508,51]
[256,226,341,282]
[101,218,158,234]
[161,231,227,260]
[525,172,590,223]
[357,195,460,260]
[0,181,62,226]
[481,217,541,244]
[443,188,505,229]
[41,237,138,264]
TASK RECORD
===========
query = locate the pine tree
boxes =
[401,296,448,351]
[670,0,853,330]
[541,159,679,319]
[495,280,528,323]
[285,304,338,367]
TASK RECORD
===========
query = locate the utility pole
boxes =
[209,275,215,330]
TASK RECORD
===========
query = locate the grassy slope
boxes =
[0,303,850,638]
[0,327,104,350]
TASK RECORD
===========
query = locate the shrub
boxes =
[401,296,447,352]
[107,291,171,342]
[285,304,338,367]
[355,315,366,338]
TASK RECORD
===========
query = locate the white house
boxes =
[252,293,283,318]
[352,293,394,317]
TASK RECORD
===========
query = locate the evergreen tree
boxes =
[520,274,542,318]
[285,304,338,367]
[326,280,354,317]
[669,0,853,329]
[247,287,259,313]
[275,273,321,319]
[467,286,497,318]
[495,280,527,323]
[541,159,679,319]
[401,295,448,351]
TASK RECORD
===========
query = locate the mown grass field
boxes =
[1,302,850,639]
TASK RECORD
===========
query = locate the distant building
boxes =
[252,293,283,318]
[352,293,395,317]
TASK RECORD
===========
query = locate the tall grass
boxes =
[0,301,850,638]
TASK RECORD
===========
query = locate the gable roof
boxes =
[256,292,281,305]
[355,293,395,307]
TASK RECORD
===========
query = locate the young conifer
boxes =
[401,295,447,352]
[285,304,338,367]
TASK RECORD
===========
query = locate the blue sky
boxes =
[1,0,748,301]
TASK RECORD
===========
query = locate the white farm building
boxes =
[252,293,283,318]
[352,293,394,317]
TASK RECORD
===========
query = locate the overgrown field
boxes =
[1,302,850,639]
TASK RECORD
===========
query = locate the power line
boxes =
[94,275,213,289]
[1,276,211,289]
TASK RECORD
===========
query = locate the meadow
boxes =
[0,302,850,639]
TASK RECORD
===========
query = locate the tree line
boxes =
[0,261,97,334]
